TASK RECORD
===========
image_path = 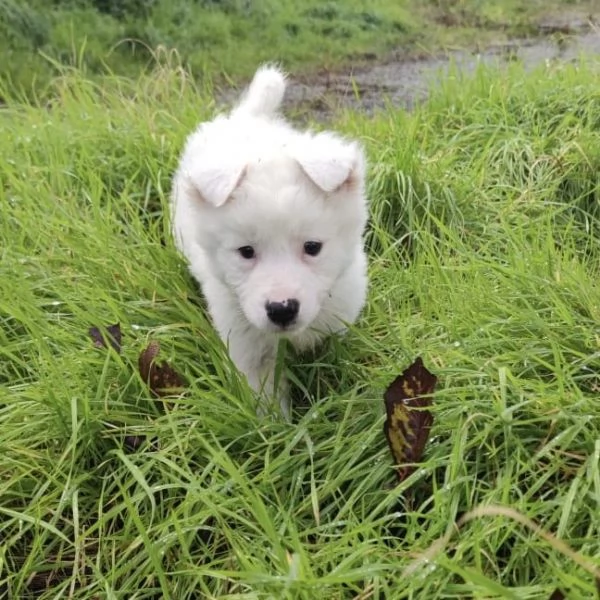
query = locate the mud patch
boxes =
[289,15,600,117]
[221,13,600,118]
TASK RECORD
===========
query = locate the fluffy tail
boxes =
[235,65,286,117]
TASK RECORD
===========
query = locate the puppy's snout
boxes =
[265,298,300,327]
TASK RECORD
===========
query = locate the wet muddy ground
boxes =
[224,12,600,118]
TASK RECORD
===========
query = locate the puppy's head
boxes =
[180,126,367,336]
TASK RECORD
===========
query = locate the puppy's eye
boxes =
[303,241,322,256]
[238,246,255,259]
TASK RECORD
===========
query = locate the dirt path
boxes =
[275,12,600,118]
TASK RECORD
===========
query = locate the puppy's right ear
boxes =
[290,132,364,193]
[185,157,246,207]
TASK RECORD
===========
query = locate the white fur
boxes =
[171,64,369,416]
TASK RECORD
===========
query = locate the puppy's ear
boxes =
[290,133,364,193]
[185,158,246,207]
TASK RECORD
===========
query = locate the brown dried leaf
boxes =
[124,435,147,453]
[89,323,122,353]
[123,435,159,453]
[383,357,437,483]
[138,340,185,397]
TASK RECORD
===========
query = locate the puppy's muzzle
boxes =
[265,299,300,328]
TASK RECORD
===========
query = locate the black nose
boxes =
[265,299,300,327]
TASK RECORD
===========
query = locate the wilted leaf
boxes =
[124,435,146,453]
[123,434,159,453]
[89,323,122,353]
[383,357,437,483]
[138,340,185,397]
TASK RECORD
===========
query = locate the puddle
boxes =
[225,13,600,118]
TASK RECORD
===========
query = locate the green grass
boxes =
[2,55,600,598]
[1,0,596,100]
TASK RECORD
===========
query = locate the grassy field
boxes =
[1,0,596,99]
[2,51,600,598]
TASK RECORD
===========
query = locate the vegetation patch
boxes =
[1,53,600,596]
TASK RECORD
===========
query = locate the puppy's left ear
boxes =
[291,133,365,193]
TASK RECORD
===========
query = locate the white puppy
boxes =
[171,65,368,415]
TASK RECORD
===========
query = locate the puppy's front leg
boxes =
[228,331,290,419]
[251,361,291,420]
